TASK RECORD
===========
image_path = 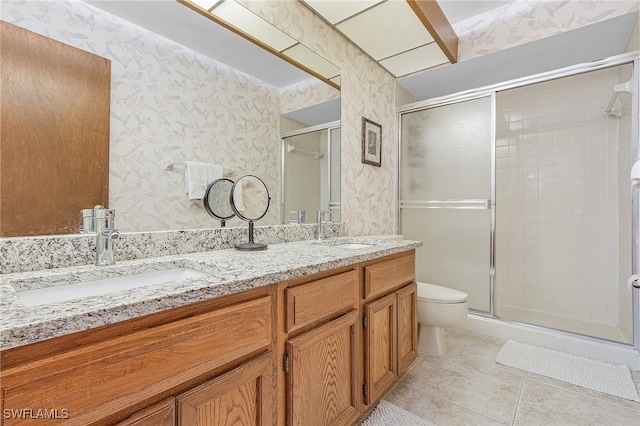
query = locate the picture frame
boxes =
[361,117,382,167]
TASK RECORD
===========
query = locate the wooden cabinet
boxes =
[285,312,358,426]
[285,270,359,334]
[363,293,397,404]
[1,249,417,426]
[397,283,418,374]
[362,254,418,405]
[0,289,274,426]
[176,352,274,426]
[279,252,417,423]
[279,268,360,426]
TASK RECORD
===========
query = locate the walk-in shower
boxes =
[399,54,639,351]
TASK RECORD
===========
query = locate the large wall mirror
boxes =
[1,0,340,236]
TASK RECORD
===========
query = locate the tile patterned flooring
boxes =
[382,328,640,425]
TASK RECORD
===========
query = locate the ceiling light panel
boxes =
[302,0,383,25]
[283,44,341,80]
[212,0,297,51]
[379,43,449,77]
[336,1,434,61]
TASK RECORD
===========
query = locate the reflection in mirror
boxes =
[231,175,271,251]
[280,121,341,225]
[203,178,235,227]
[180,0,341,89]
[2,0,340,236]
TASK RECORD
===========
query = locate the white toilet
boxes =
[417,282,469,356]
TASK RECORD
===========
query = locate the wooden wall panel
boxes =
[0,21,110,237]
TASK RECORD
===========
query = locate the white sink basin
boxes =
[334,243,373,249]
[15,267,208,307]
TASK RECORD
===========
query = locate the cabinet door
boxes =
[177,352,274,426]
[397,283,418,375]
[286,311,358,426]
[363,293,397,405]
[117,398,175,426]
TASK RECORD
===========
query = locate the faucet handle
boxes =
[318,210,331,223]
[103,228,120,240]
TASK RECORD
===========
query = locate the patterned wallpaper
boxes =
[454,0,639,62]
[279,78,339,116]
[241,0,398,236]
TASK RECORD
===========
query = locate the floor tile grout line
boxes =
[521,371,640,411]
[401,359,516,425]
[392,329,639,425]
[511,375,527,426]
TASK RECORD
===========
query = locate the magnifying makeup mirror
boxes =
[230,175,271,251]
[203,178,235,227]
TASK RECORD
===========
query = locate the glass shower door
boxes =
[400,96,494,312]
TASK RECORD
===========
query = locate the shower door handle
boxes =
[400,199,493,210]
[627,274,640,290]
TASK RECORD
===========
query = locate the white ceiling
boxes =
[300,1,515,78]
[302,0,451,77]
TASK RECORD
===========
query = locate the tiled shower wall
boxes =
[495,64,633,335]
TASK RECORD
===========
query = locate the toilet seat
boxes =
[417,282,467,304]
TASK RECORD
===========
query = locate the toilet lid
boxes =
[417,282,468,303]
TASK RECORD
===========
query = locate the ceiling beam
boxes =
[406,0,458,64]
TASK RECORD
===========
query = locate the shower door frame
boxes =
[397,52,640,350]
[279,120,340,224]
[397,92,497,314]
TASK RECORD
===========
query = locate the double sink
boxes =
[8,239,380,308]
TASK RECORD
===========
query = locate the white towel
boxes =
[185,161,223,200]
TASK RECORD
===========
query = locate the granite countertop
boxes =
[0,237,421,350]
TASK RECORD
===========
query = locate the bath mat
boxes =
[496,340,640,402]
[360,400,434,425]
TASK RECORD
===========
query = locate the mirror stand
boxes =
[235,221,267,251]
[231,175,271,251]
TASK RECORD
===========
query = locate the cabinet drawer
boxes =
[286,270,358,333]
[1,296,272,426]
[363,254,415,300]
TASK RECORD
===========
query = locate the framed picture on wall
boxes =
[361,117,382,167]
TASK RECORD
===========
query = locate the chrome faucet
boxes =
[315,210,329,241]
[94,208,120,266]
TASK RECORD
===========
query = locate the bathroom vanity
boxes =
[0,237,420,425]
